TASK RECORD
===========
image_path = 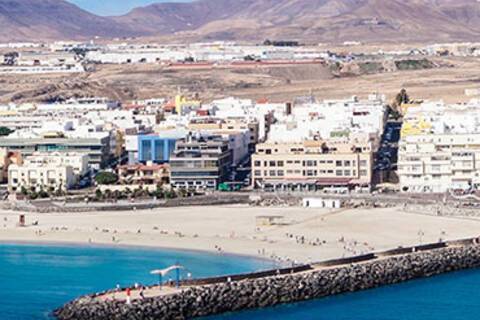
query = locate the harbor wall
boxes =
[55,238,480,320]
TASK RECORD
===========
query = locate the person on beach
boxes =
[139,287,145,300]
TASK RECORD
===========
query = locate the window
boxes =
[154,140,165,161]
[360,160,368,167]
[269,170,277,176]
[360,170,368,176]
[305,160,317,167]
[336,170,343,176]
[254,170,261,176]
[254,161,261,167]
[305,170,317,177]
[266,149,272,155]
[269,161,276,167]
[344,161,351,167]
[344,170,351,176]
[277,170,284,177]
[336,161,343,167]
[277,161,284,167]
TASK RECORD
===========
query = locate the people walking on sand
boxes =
[139,287,145,300]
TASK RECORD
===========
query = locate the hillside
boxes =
[3,0,480,43]
[115,0,480,42]
[0,0,137,41]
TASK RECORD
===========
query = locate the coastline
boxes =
[2,204,480,264]
[0,239,279,266]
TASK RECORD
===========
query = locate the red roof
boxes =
[256,98,269,104]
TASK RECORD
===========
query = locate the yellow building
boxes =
[175,95,201,114]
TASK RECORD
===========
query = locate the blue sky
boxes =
[69,0,192,16]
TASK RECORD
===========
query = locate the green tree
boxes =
[95,189,103,201]
[20,186,28,196]
[95,172,118,185]
[0,127,13,136]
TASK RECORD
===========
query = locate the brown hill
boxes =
[0,0,137,41]
[3,0,480,43]
[115,0,480,43]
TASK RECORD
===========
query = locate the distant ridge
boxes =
[0,0,138,41]
[2,0,480,43]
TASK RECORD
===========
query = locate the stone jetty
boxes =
[55,238,480,320]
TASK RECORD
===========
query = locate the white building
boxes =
[8,152,89,192]
[399,100,480,193]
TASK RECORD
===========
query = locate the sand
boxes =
[0,205,478,264]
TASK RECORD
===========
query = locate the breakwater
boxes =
[55,238,480,320]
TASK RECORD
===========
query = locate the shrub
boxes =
[95,172,118,185]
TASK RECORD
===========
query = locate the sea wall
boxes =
[55,240,480,320]
[3,194,250,213]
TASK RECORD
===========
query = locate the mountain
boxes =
[2,0,480,43]
[114,0,480,42]
[0,0,137,41]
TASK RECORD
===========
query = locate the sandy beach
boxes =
[0,205,479,264]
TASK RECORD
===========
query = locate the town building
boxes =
[170,134,233,190]
[251,139,374,191]
[137,135,177,164]
[118,163,170,186]
[0,133,113,170]
[8,153,88,192]
[398,99,480,192]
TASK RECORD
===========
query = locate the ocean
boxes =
[2,243,480,320]
[0,243,275,320]
[206,267,480,320]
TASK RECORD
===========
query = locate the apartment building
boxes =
[398,134,480,193]
[398,99,480,193]
[0,134,113,170]
[251,139,373,191]
[8,153,88,192]
[170,135,233,190]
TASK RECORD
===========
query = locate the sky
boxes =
[69,0,192,16]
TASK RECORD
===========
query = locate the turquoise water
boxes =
[207,268,480,320]
[4,243,480,320]
[0,243,276,320]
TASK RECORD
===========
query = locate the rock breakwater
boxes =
[55,239,480,320]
